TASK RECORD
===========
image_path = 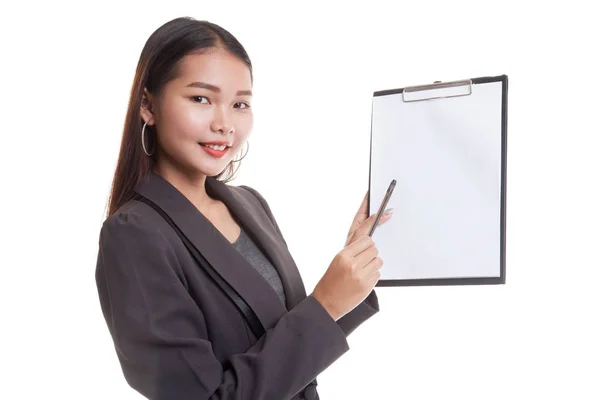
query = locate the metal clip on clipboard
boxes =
[402,79,473,102]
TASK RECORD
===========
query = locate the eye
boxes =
[191,96,210,104]
[234,102,251,109]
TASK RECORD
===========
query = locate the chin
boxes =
[194,161,231,177]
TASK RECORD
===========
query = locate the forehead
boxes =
[174,49,252,90]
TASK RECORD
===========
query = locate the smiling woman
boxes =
[95,16,382,400]
[107,18,254,217]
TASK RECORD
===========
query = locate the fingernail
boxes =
[384,208,394,215]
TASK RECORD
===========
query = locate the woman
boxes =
[95,16,392,400]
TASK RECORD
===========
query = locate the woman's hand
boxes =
[311,191,395,322]
[344,192,393,247]
[312,235,383,321]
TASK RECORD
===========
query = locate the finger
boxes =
[346,191,369,237]
[345,235,375,258]
[356,191,368,217]
[354,245,379,269]
[346,212,393,246]
[367,269,382,285]
[351,211,394,240]
[359,256,383,278]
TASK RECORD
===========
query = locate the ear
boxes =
[140,88,156,125]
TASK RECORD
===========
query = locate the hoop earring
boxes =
[141,121,154,157]
[232,141,249,162]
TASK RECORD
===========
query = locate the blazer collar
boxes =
[133,171,307,331]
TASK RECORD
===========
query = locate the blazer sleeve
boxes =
[95,211,350,400]
[239,186,380,338]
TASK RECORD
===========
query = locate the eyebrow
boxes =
[186,81,252,96]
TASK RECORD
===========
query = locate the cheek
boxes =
[161,100,212,141]
[236,112,254,137]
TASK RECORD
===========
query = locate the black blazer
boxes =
[95,171,379,400]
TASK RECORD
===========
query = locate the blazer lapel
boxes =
[134,171,303,332]
[206,177,308,311]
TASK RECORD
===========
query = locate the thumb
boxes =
[346,191,369,238]
[347,207,394,244]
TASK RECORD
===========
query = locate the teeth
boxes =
[202,144,227,150]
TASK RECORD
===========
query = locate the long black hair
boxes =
[107,17,253,217]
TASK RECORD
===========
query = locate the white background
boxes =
[1,1,599,399]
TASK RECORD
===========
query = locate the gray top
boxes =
[232,227,286,306]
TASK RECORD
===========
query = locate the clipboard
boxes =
[368,75,508,287]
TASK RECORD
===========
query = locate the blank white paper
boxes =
[370,81,504,281]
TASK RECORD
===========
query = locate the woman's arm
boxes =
[95,212,349,400]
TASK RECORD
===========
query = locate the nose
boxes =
[211,106,234,135]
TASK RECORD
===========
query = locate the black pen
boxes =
[368,179,396,237]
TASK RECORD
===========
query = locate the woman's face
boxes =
[143,48,253,178]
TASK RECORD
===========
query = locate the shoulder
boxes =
[99,199,172,249]
[103,198,159,228]
[96,200,185,288]
[231,184,272,214]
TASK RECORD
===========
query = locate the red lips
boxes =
[199,143,229,158]
[199,141,232,146]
